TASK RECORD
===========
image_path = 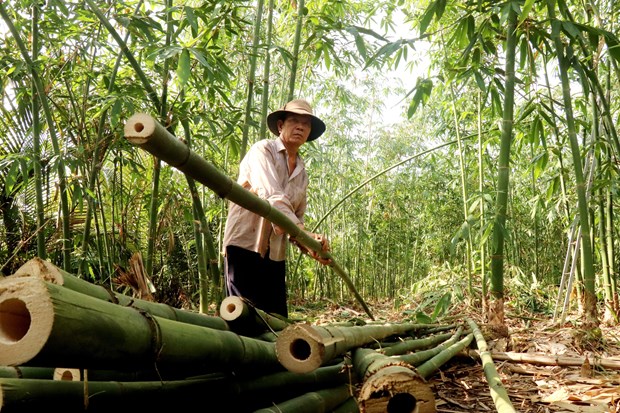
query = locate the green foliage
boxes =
[0,0,618,320]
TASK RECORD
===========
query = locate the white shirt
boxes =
[222,137,307,261]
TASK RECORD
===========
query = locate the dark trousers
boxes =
[224,245,288,318]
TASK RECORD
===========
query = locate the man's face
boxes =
[278,114,312,148]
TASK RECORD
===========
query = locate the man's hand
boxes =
[290,231,332,265]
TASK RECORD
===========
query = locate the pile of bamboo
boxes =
[0,258,500,413]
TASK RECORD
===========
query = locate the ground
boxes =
[289,298,620,413]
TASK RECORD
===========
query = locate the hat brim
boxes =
[267,110,326,142]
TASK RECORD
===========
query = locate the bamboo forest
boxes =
[1,0,620,412]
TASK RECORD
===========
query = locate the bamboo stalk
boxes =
[396,327,466,367]
[470,350,620,370]
[123,113,375,320]
[353,347,436,413]
[0,366,54,379]
[466,318,517,413]
[381,329,460,356]
[219,295,290,336]
[275,322,427,373]
[0,376,230,412]
[253,384,353,413]
[415,333,474,379]
[12,257,229,331]
[332,397,361,413]
[0,277,279,376]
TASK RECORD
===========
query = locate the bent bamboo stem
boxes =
[123,113,374,320]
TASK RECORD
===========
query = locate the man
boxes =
[222,99,331,318]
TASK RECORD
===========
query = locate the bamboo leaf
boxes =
[419,0,437,36]
[177,48,191,87]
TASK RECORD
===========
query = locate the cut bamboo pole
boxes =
[396,326,466,367]
[252,384,354,413]
[53,367,165,382]
[124,113,374,320]
[466,318,517,413]
[332,397,361,413]
[275,322,426,373]
[353,347,436,413]
[0,277,279,376]
[0,376,230,412]
[12,257,229,331]
[219,295,290,336]
[381,328,461,356]
[416,333,474,379]
[0,366,54,379]
[472,350,620,370]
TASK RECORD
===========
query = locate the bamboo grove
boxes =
[1,0,620,336]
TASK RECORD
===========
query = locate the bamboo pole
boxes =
[396,327,467,367]
[0,277,279,376]
[466,318,517,413]
[253,384,353,413]
[381,329,459,356]
[415,333,474,379]
[219,295,290,336]
[332,397,361,413]
[0,366,54,379]
[353,347,436,413]
[0,376,230,412]
[123,113,374,320]
[275,322,427,373]
[472,350,620,370]
[12,257,229,331]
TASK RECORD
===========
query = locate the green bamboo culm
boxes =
[287,0,305,100]
[12,257,229,331]
[0,277,278,375]
[79,0,145,279]
[259,0,276,140]
[547,0,599,328]
[381,328,461,357]
[415,333,473,379]
[30,1,46,260]
[489,1,518,321]
[0,2,72,271]
[253,384,353,413]
[466,318,517,413]
[240,0,265,158]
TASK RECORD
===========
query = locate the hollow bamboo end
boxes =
[12,257,64,285]
[275,324,325,373]
[0,277,54,366]
[124,113,156,144]
[53,367,81,381]
[219,296,246,321]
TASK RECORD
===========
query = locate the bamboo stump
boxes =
[354,347,436,413]
[357,363,435,413]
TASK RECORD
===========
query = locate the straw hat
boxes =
[267,99,326,142]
